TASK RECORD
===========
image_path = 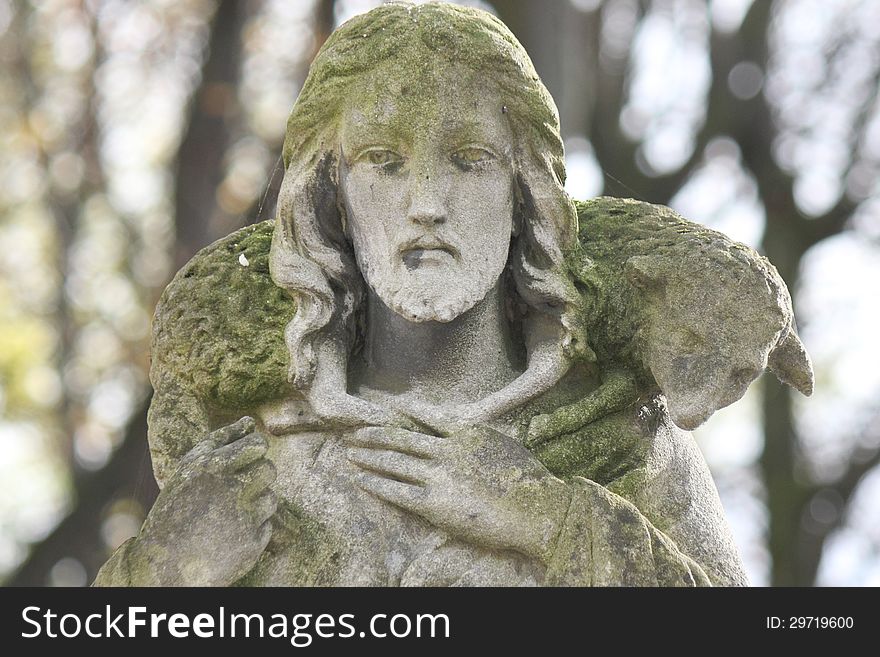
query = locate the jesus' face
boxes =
[339,63,515,323]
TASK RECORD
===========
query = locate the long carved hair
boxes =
[270,2,587,391]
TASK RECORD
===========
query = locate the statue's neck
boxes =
[351,281,525,404]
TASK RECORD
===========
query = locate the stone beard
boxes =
[347,219,512,323]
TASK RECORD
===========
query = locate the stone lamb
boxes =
[525,196,814,445]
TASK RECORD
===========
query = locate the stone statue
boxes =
[94,2,813,587]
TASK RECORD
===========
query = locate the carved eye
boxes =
[361,148,403,171]
[451,146,494,170]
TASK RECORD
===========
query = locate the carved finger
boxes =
[346,447,432,484]
[353,472,426,512]
[238,459,277,497]
[346,426,445,459]
[183,417,258,466]
[206,416,257,449]
[210,433,268,471]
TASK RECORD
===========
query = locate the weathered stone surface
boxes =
[152,221,293,411]
[528,196,814,442]
[94,2,811,588]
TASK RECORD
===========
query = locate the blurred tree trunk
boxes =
[8,0,250,586]
[491,0,564,105]
[731,1,876,586]
[174,0,250,266]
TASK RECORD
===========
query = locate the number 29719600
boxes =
[766,617,853,629]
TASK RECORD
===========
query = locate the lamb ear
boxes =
[624,255,667,290]
[767,329,814,396]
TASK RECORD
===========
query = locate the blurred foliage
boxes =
[0,0,878,586]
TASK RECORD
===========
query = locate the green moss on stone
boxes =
[151,221,294,410]
[282,2,564,182]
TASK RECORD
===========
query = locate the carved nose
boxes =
[407,174,447,226]
[409,206,446,227]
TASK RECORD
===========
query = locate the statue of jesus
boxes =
[95,2,760,587]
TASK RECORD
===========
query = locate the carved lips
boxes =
[398,236,459,269]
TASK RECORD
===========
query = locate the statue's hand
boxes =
[344,426,570,563]
[127,416,277,586]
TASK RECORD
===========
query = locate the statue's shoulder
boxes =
[151,220,294,414]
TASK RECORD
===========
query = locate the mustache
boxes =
[396,233,461,260]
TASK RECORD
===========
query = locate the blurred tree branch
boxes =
[797,411,880,586]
